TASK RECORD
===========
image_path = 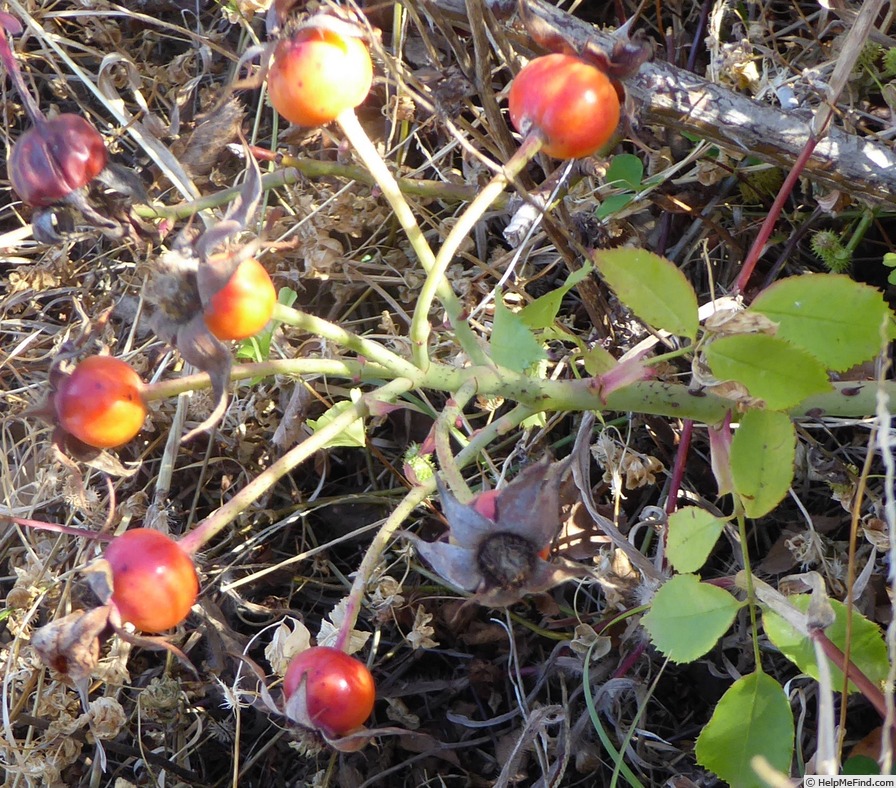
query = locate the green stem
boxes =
[434,379,480,501]
[177,378,413,556]
[735,509,763,671]
[272,303,424,382]
[333,402,535,652]
[335,108,488,368]
[844,208,875,256]
[413,132,544,370]
[143,350,896,425]
[141,358,383,403]
[132,159,508,221]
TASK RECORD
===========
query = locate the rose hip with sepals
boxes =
[403,459,587,607]
[0,12,108,208]
[283,646,375,737]
[8,114,108,207]
[203,257,277,341]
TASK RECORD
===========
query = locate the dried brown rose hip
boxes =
[8,113,108,207]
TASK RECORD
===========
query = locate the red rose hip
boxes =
[267,26,373,127]
[103,529,199,633]
[508,54,621,159]
[55,356,147,449]
[203,257,277,341]
[284,646,375,736]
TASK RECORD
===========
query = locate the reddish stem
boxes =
[665,418,693,516]
[612,640,646,679]
[5,516,113,542]
[810,627,887,718]
[733,137,819,296]
[0,13,47,127]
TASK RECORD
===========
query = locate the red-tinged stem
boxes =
[664,418,693,516]
[810,627,886,718]
[612,640,647,679]
[733,137,818,296]
[5,516,113,542]
[0,14,46,127]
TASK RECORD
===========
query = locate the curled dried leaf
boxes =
[31,606,112,682]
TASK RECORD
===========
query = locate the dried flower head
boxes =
[404,458,589,606]
[145,155,263,441]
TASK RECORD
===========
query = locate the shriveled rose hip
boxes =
[8,113,108,207]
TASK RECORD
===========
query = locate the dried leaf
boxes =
[31,606,111,681]
[265,617,312,677]
[406,606,438,651]
[317,598,371,654]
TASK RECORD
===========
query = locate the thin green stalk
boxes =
[142,358,382,402]
[333,402,536,651]
[336,108,488,368]
[843,208,875,257]
[273,303,423,382]
[134,156,508,221]
[177,378,413,555]
[434,379,480,501]
[735,509,763,671]
[583,640,646,788]
[415,133,544,357]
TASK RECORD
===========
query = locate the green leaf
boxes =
[592,248,698,339]
[730,410,795,518]
[307,391,366,448]
[583,345,617,375]
[762,595,889,691]
[843,756,882,775]
[666,507,726,573]
[520,264,592,330]
[695,671,794,788]
[490,293,547,372]
[595,193,635,220]
[705,334,831,410]
[642,574,740,662]
[605,153,644,189]
[750,274,892,371]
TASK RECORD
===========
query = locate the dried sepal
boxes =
[516,0,652,81]
[406,458,590,607]
[111,625,197,676]
[145,154,264,440]
[51,430,141,476]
